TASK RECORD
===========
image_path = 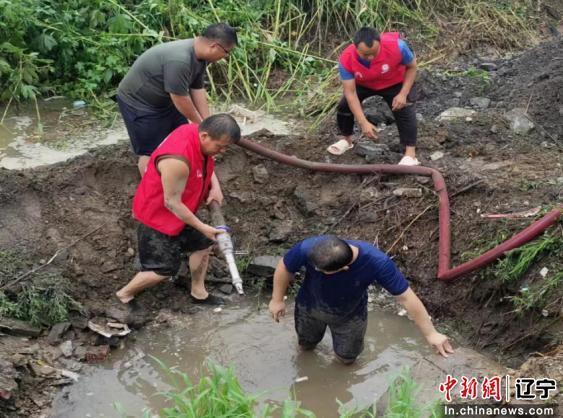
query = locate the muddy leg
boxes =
[188,248,211,299]
[116,271,168,303]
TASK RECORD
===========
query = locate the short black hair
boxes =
[199,114,241,143]
[353,27,380,48]
[202,23,238,47]
[307,235,354,272]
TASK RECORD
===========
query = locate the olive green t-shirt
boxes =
[118,39,207,111]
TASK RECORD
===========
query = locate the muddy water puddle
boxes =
[0,100,291,170]
[51,298,431,417]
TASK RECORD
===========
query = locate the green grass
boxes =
[1,0,543,122]
[463,228,562,313]
[382,368,443,418]
[0,249,31,286]
[443,67,491,88]
[116,361,444,417]
[115,358,316,418]
[494,234,560,283]
[510,270,563,313]
[0,273,83,327]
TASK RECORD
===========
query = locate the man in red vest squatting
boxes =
[328,27,420,166]
[116,114,240,306]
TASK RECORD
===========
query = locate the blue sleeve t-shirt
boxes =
[339,39,415,81]
[283,236,409,315]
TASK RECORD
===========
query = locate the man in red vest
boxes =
[116,114,240,306]
[328,27,420,166]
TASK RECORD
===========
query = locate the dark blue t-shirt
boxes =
[283,236,409,315]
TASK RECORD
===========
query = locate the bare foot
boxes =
[115,291,133,304]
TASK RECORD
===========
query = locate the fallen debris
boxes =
[481,206,541,219]
[87,320,131,339]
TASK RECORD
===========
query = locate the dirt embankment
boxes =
[0,39,562,417]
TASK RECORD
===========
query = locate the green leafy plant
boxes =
[0,273,83,326]
[115,360,446,417]
[0,0,542,122]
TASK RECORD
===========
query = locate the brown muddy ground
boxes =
[0,39,562,417]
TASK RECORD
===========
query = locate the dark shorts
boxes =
[137,223,213,276]
[117,95,188,156]
[294,304,368,360]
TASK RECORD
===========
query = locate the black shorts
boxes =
[137,223,213,276]
[294,303,368,360]
[117,95,188,156]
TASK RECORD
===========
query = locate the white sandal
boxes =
[398,156,421,166]
[327,139,354,155]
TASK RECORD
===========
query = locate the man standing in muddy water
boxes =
[116,114,240,306]
[117,23,237,176]
[269,235,454,364]
[328,27,420,166]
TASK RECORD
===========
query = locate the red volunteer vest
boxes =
[339,32,406,91]
[132,124,214,236]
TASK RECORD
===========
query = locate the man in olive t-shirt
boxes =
[117,23,237,175]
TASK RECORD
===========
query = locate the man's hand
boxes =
[425,332,454,358]
[359,120,378,139]
[206,186,224,206]
[392,92,408,111]
[199,224,225,241]
[269,299,286,322]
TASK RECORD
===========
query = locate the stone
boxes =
[354,142,390,160]
[104,306,150,328]
[415,113,424,122]
[393,188,423,198]
[430,151,444,161]
[73,346,87,361]
[59,341,73,358]
[246,255,281,277]
[359,187,380,204]
[218,284,233,295]
[18,343,40,355]
[251,164,269,184]
[268,220,293,243]
[69,312,89,330]
[47,322,71,345]
[229,191,252,203]
[414,176,430,185]
[363,97,395,125]
[0,358,18,401]
[490,124,499,134]
[29,361,57,377]
[478,62,497,71]
[293,185,318,216]
[453,91,463,98]
[504,108,534,134]
[469,97,491,109]
[0,318,41,338]
[436,107,476,122]
[85,345,110,364]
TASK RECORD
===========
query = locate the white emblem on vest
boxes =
[196,169,203,178]
[354,72,364,79]
[381,64,390,74]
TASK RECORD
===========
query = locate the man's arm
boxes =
[342,79,378,139]
[158,157,221,240]
[170,93,203,123]
[206,172,224,205]
[392,52,417,111]
[395,287,454,357]
[190,88,210,120]
[268,259,294,322]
